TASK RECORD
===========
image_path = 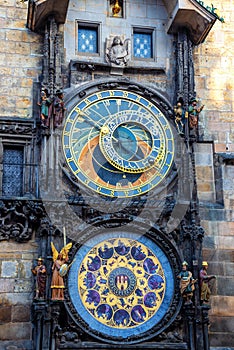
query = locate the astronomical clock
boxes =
[62,88,174,198]
[58,81,185,346]
[14,0,219,348]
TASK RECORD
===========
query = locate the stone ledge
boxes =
[0,340,32,350]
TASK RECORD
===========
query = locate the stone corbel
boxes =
[165,0,217,45]
[27,0,69,32]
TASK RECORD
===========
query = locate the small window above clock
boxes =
[77,21,100,55]
[133,28,154,60]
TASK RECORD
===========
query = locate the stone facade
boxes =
[193,1,234,346]
[0,0,233,349]
[0,0,42,119]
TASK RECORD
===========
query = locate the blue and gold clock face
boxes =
[63,89,174,198]
[68,232,174,342]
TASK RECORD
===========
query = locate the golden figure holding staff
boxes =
[50,241,72,300]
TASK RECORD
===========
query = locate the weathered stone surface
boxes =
[216,277,234,296]
[0,340,32,350]
[0,0,41,119]
[12,305,30,323]
[209,316,234,333]
[0,279,15,293]
[0,293,32,306]
[210,296,234,317]
[0,322,31,340]
[1,261,18,278]
[210,332,234,348]
[0,306,11,324]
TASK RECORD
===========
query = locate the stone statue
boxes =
[174,100,186,134]
[31,257,47,300]
[50,242,72,301]
[53,90,66,128]
[177,261,196,304]
[188,98,204,130]
[199,261,216,303]
[106,35,130,67]
[37,89,52,128]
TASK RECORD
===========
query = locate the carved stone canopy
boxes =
[27,0,217,45]
[165,0,217,45]
[27,0,69,31]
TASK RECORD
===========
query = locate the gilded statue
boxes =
[50,242,72,300]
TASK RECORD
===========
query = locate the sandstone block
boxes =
[196,166,213,180]
[0,322,31,340]
[6,8,27,20]
[216,236,234,250]
[210,331,234,348]
[1,261,18,278]
[197,183,213,192]
[0,0,15,7]
[0,279,15,293]
[225,262,234,276]
[14,42,31,55]
[198,191,216,202]
[14,279,32,293]
[210,296,234,316]
[0,293,32,306]
[209,315,234,333]
[5,30,23,42]
[0,8,7,18]
[12,305,30,323]
[0,306,11,324]
[20,78,33,88]
[16,97,32,109]
[217,276,234,296]
[21,30,41,43]
[18,261,32,279]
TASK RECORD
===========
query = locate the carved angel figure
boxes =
[51,242,72,300]
[106,35,131,67]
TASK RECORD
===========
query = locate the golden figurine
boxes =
[50,242,72,300]
[112,0,121,16]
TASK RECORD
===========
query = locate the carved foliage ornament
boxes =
[0,200,44,242]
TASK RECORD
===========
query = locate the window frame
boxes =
[132,26,156,61]
[2,144,25,198]
[76,20,101,57]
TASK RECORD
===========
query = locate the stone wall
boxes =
[0,0,42,119]
[0,0,41,346]
[0,0,233,348]
[0,241,37,347]
[194,0,234,346]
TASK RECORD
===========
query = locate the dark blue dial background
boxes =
[93,144,142,185]
[68,232,174,340]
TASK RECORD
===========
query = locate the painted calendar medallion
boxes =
[68,232,175,343]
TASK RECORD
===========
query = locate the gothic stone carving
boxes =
[0,200,44,242]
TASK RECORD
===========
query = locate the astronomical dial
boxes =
[63,89,174,198]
